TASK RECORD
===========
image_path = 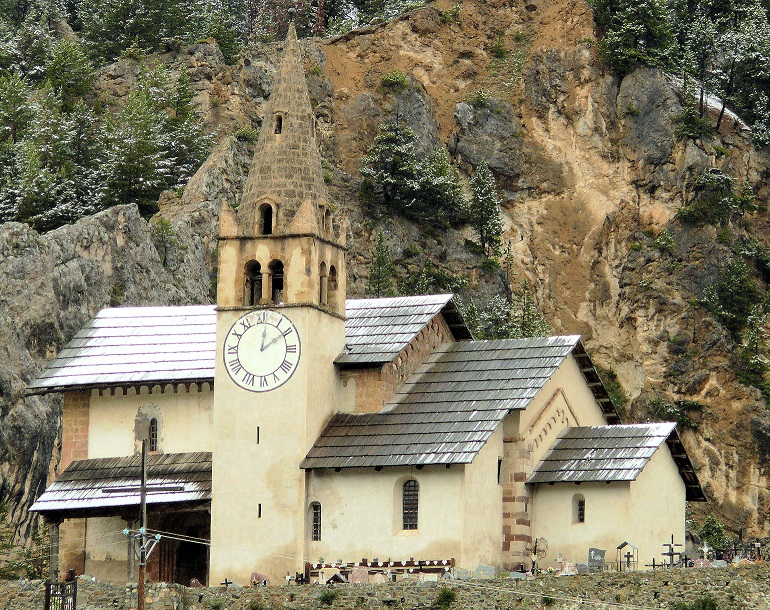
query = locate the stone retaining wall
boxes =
[3,565,770,610]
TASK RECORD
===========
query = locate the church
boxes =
[28,24,703,587]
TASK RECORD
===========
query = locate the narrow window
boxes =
[311,503,322,541]
[269,260,284,303]
[323,208,332,237]
[573,493,586,524]
[245,260,262,306]
[328,266,338,312]
[256,426,260,444]
[258,504,262,518]
[259,205,273,235]
[319,262,328,306]
[148,418,159,452]
[497,458,503,484]
[274,114,283,134]
[402,480,419,530]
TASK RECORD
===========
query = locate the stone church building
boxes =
[29,24,703,586]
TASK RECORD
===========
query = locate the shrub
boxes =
[490,36,508,59]
[319,589,339,605]
[468,89,489,108]
[440,3,461,23]
[380,70,410,92]
[652,229,675,253]
[596,366,630,417]
[648,397,699,429]
[235,126,259,142]
[436,586,457,609]
[675,597,720,610]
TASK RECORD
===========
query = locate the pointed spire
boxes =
[235,22,329,237]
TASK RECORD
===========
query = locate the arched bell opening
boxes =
[319,262,328,306]
[269,260,284,304]
[244,260,263,306]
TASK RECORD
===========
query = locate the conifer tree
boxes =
[509,281,550,338]
[360,121,419,212]
[366,232,396,297]
[469,161,503,257]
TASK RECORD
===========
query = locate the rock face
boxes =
[3,0,770,543]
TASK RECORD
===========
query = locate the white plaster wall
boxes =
[531,444,687,570]
[88,385,213,458]
[84,516,130,583]
[531,481,632,569]
[461,426,504,569]
[209,306,347,585]
[305,466,465,565]
[629,443,686,566]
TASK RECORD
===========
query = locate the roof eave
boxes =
[25,377,215,397]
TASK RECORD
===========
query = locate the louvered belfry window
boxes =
[402,480,419,530]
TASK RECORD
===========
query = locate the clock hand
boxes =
[263,329,284,351]
[260,325,268,351]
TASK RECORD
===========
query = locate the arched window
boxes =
[402,480,419,530]
[245,260,262,306]
[572,493,586,524]
[149,418,159,452]
[259,204,273,235]
[274,114,283,134]
[319,262,328,306]
[310,502,322,541]
[269,260,284,303]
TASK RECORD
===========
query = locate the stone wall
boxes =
[4,565,770,610]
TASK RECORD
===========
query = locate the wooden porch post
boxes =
[48,519,61,583]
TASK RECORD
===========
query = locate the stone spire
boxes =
[232,22,329,237]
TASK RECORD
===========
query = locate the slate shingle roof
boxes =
[528,423,677,484]
[29,452,212,518]
[27,305,217,394]
[301,336,582,469]
[27,296,471,394]
[335,294,471,366]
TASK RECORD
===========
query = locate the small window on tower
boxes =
[149,418,159,452]
[274,114,283,134]
[573,493,586,524]
[259,205,273,235]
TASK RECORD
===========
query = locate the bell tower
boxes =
[210,22,347,585]
[217,21,347,313]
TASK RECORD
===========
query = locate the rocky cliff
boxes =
[2,0,770,543]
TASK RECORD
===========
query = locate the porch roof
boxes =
[30,452,212,519]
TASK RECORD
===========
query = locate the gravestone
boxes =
[588,548,606,572]
[474,564,497,579]
[453,568,471,580]
[711,560,729,568]
[558,562,578,576]
[371,572,387,584]
[350,567,369,584]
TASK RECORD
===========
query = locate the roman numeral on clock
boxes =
[286,344,297,354]
[229,358,242,374]
[227,345,238,355]
[279,359,293,374]
[242,371,255,386]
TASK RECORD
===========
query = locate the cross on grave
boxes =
[701,542,710,559]
[661,534,683,567]
[221,579,233,588]
[624,550,635,569]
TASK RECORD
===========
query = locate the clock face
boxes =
[223,310,301,392]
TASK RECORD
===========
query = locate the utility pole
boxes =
[138,438,147,610]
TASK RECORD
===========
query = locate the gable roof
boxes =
[27,295,473,395]
[528,423,705,500]
[27,305,217,394]
[29,452,212,519]
[301,336,582,469]
[335,294,471,367]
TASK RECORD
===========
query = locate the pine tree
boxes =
[0,71,32,142]
[360,121,419,213]
[414,147,467,227]
[469,162,503,257]
[596,0,674,75]
[509,281,550,338]
[477,295,513,339]
[366,232,396,297]
[45,38,94,108]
